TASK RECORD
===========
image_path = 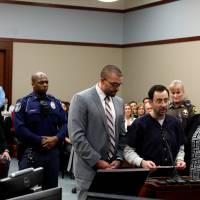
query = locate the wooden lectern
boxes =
[139,177,200,200]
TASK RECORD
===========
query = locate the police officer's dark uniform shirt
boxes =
[14,92,67,147]
[14,92,67,189]
[168,100,196,130]
[126,114,184,166]
[168,100,196,176]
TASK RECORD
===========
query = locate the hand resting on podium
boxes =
[140,159,186,170]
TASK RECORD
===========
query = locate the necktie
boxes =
[105,96,115,160]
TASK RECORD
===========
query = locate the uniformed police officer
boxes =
[14,72,67,189]
[168,80,196,129]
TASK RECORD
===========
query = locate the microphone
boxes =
[161,130,175,167]
[161,129,186,184]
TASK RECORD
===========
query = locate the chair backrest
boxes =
[7,187,62,200]
[0,167,43,199]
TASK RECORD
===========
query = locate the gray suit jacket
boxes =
[68,86,125,186]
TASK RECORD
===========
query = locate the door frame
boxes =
[0,40,13,104]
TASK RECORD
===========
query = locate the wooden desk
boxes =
[139,177,200,200]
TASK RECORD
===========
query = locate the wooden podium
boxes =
[139,177,200,200]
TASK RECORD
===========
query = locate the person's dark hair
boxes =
[61,101,70,112]
[100,65,122,79]
[142,97,149,103]
[128,100,137,105]
[148,85,169,100]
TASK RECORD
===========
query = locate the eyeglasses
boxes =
[105,79,122,88]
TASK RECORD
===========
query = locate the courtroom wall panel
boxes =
[122,41,200,112]
[12,42,122,104]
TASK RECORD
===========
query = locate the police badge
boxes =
[15,102,21,112]
[50,101,56,109]
[182,109,189,118]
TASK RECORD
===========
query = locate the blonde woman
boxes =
[124,104,135,132]
[137,103,145,118]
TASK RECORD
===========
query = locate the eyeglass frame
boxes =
[105,79,122,88]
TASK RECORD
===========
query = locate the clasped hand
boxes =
[95,160,121,169]
[41,136,58,149]
[1,151,11,161]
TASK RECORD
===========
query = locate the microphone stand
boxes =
[162,130,186,184]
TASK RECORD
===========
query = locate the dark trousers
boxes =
[19,148,59,189]
[0,157,10,179]
[59,143,72,177]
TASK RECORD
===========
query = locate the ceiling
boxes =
[11,0,162,10]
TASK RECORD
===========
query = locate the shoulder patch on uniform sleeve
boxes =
[15,102,21,112]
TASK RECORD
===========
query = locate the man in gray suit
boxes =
[68,65,125,200]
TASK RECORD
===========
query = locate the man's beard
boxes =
[36,91,47,99]
[105,90,117,97]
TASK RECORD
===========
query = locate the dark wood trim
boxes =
[0,0,178,13]
[2,36,200,49]
[0,41,13,104]
[0,37,122,48]
[123,36,200,48]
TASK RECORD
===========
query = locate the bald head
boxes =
[31,72,48,96]
[31,72,47,84]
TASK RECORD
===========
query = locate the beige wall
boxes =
[12,41,200,112]
[122,41,200,111]
[12,43,122,104]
